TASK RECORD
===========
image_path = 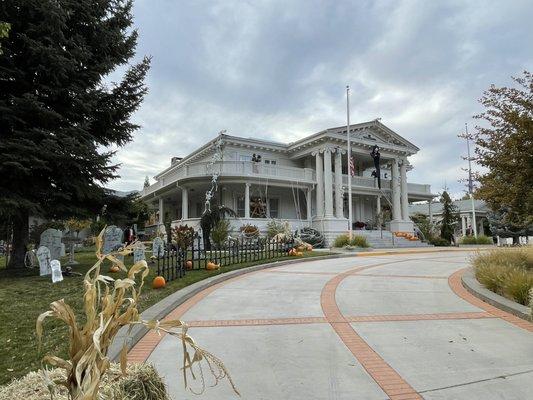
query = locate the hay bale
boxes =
[0,363,168,400]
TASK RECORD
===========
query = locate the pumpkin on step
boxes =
[152,276,166,289]
[206,261,220,270]
[185,260,193,270]
[109,265,120,273]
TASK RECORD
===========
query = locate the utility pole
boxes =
[458,123,477,238]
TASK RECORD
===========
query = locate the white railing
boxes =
[142,161,316,197]
[407,182,431,194]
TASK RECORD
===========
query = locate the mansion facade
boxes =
[141,120,434,244]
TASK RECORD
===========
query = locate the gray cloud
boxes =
[107,0,533,199]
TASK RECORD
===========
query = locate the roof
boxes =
[409,199,489,215]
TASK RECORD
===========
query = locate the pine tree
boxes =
[0,1,150,269]
[440,191,459,243]
[143,176,150,188]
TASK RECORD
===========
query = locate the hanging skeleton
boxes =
[200,132,237,250]
[370,145,381,189]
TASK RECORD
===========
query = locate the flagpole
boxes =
[346,86,353,239]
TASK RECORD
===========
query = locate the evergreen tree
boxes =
[440,191,459,243]
[0,0,150,269]
[473,71,533,229]
[143,175,150,188]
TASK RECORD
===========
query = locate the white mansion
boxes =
[141,120,434,244]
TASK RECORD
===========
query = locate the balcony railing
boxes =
[142,161,432,198]
[142,161,316,197]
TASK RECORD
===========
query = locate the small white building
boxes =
[141,120,435,245]
[409,199,490,237]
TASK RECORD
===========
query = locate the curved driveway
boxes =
[130,251,533,400]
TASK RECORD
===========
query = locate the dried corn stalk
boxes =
[37,227,238,400]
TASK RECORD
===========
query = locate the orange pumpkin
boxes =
[296,251,303,256]
[152,276,166,289]
[109,265,120,273]
[206,261,220,270]
[185,260,193,270]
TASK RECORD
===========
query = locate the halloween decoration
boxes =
[370,145,381,189]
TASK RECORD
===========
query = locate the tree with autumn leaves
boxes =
[472,71,533,237]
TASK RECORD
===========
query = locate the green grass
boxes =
[473,246,533,306]
[0,247,328,385]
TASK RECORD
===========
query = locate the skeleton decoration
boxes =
[370,145,381,189]
[201,132,237,250]
[203,132,225,213]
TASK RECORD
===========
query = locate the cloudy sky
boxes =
[107,0,533,198]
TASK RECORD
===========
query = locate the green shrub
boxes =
[429,236,450,247]
[211,219,231,247]
[473,247,533,305]
[266,219,291,238]
[460,235,493,245]
[333,234,369,248]
[350,235,369,248]
[333,234,350,247]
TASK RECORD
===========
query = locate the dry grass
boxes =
[35,228,238,400]
[473,246,533,306]
[0,363,167,400]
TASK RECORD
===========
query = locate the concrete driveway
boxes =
[129,251,533,400]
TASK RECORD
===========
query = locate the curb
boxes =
[461,267,531,321]
[108,252,360,360]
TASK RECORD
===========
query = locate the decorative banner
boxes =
[349,156,356,177]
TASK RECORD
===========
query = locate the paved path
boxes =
[129,251,533,399]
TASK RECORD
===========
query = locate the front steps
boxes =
[354,230,433,249]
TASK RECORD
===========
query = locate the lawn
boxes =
[0,247,328,385]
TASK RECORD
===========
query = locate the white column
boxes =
[158,197,164,225]
[428,201,433,224]
[400,160,409,220]
[181,187,188,220]
[334,149,343,218]
[391,158,401,220]
[314,151,324,217]
[461,215,466,236]
[376,195,381,218]
[244,183,250,219]
[323,148,334,217]
[306,187,312,222]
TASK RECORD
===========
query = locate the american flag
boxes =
[349,155,356,176]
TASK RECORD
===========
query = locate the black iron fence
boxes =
[154,236,295,283]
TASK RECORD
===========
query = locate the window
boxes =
[239,155,252,162]
[268,198,279,218]
[236,197,245,217]
[264,159,277,165]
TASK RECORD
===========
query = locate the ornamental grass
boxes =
[473,246,533,306]
[34,227,237,400]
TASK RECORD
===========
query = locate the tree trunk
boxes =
[7,211,29,270]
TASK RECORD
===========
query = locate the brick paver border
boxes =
[321,263,424,400]
[448,268,533,333]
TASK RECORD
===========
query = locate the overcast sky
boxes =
[107,0,533,198]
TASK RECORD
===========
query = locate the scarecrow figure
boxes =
[370,145,381,189]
